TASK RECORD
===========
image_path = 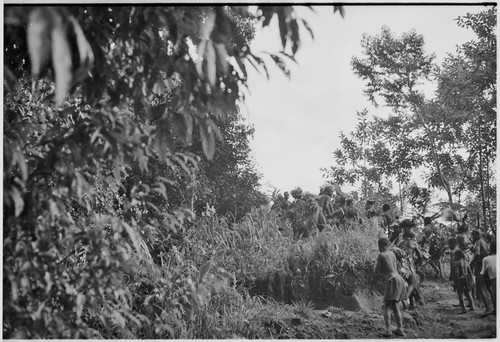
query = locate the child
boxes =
[374,237,406,337]
[453,249,475,314]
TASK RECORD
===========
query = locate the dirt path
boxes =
[273,277,496,339]
[319,278,497,339]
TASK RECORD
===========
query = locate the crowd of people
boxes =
[270,185,364,238]
[271,184,496,338]
[374,214,496,337]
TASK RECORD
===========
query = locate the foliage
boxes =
[188,115,269,221]
[4,4,348,338]
[351,25,458,204]
[407,183,432,218]
[322,109,423,208]
[351,26,435,109]
[435,7,497,232]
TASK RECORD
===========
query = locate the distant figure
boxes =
[281,191,291,212]
[453,249,475,314]
[365,200,377,218]
[481,240,496,315]
[374,237,406,337]
[344,198,360,224]
[448,237,459,286]
[397,229,424,309]
[365,200,382,236]
[271,194,284,211]
[456,224,473,264]
[290,188,305,206]
[317,185,335,232]
[380,204,397,242]
[420,217,445,279]
[471,229,491,313]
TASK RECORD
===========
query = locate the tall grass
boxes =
[186,207,379,302]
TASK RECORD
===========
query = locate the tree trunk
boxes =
[398,181,404,215]
[478,141,487,233]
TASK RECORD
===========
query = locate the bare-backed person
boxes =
[374,237,406,337]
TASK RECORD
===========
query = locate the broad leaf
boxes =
[27,8,52,76]
[205,40,217,87]
[51,12,72,105]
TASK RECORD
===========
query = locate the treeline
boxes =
[323,9,496,235]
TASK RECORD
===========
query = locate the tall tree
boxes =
[322,110,383,198]
[350,26,457,203]
[436,7,497,232]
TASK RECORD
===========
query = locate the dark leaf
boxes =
[154,118,175,161]
[199,119,215,160]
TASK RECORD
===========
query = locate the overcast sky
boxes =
[242,4,489,196]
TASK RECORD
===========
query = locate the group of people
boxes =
[374,216,496,337]
[272,186,496,337]
[271,185,371,238]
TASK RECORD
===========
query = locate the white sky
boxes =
[242,4,489,196]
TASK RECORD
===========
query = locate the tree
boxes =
[350,26,458,204]
[4,5,346,338]
[322,110,383,198]
[323,109,424,214]
[189,115,269,221]
[436,7,496,233]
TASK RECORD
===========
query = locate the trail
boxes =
[269,276,496,339]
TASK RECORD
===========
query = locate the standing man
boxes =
[381,204,398,243]
[374,237,406,337]
[471,229,491,313]
[481,240,496,315]
[397,229,424,309]
[317,185,335,228]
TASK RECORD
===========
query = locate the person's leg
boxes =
[476,274,491,312]
[406,274,417,308]
[392,302,405,336]
[429,259,440,277]
[465,290,475,311]
[458,290,466,313]
[382,302,391,333]
[491,278,496,313]
[437,258,444,278]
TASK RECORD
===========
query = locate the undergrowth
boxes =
[175,207,381,337]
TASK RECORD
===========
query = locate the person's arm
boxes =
[374,254,382,276]
[413,242,423,260]
[480,257,487,276]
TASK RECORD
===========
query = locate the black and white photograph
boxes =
[3,2,497,339]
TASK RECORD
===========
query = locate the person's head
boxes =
[382,203,390,212]
[423,216,432,226]
[337,196,346,207]
[471,229,481,242]
[490,240,496,255]
[456,234,466,248]
[448,237,458,249]
[400,219,415,230]
[403,230,416,240]
[323,185,334,196]
[378,237,390,252]
[284,192,289,200]
[457,223,468,234]
[291,188,303,200]
[276,193,283,200]
[454,249,465,261]
[365,200,375,210]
